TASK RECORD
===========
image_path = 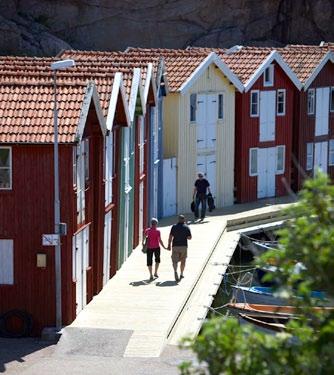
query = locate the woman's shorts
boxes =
[147,248,161,266]
[171,246,187,264]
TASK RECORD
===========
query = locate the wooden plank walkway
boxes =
[70,196,293,358]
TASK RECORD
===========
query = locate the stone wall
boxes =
[0,0,333,56]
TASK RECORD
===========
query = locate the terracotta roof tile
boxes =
[124,48,212,92]
[60,50,162,94]
[278,45,331,83]
[0,56,93,143]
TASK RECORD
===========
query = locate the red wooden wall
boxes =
[0,106,106,335]
[292,61,334,191]
[0,144,75,334]
[235,62,295,203]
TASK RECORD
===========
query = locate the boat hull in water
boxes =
[232,286,286,305]
[231,285,326,305]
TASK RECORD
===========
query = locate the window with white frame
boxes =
[277,89,286,116]
[0,147,12,189]
[329,140,334,166]
[0,239,14,285]
[276,145,285,174]
[218,94,224,119]
[190,93,197,122]
[306,142,314,170]
[263,65,274,86]
[330,87,334,112]
[250,90,259,117]
[307,89,315,115]
[249,148,258,176]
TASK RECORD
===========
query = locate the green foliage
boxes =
[180,173,334,374]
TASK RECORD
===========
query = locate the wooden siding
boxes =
[0,144,75,334]
[0,107,105,335]
[235,62,295,202]
[293,61,334,190]
[164,64,236,213]
[163,93,179,158]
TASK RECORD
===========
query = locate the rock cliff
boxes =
[0,0,333,56]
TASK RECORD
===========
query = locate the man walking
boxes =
[193,172,211,220]
[167,215,192,282]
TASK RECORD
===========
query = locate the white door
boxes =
[163,158,177,217]
[315,87,330,136]
[73,227,89,315]
[139,181,144,242]
[206,154,216,198]
[260,91,276,142]
[103,211,112,286]
[196,94,206,150]
[196,154,216,198]
[76,142,86,224]
[105,134,113,206]
[314,141,328,173]
[257,147,276,198]
[206,94,217,149]
[123,127,131,258]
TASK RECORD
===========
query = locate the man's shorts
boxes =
[171,246,187,263]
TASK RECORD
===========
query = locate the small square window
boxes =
[250,90,259,117]
[307,89,315,115]
[264,65,274,87]
[249,148,258,176]
[330,87,334,112]
[277,89,286,116]
[329,140,334,166]
[0,147,12,190]
[306,143,314,170]
[218,94,224,119]
[276,145,285,174]
[190,93,197,122]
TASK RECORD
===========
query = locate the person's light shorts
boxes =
[171,246,187,263]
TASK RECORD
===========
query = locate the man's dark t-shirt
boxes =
[195,178,210,197]
[170,223,192,247]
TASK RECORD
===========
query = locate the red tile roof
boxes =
[0,55,141,143]
[0,56,91,143]
[124,48,212,92]
[278,45,331,83]
[60,50,162,93]
[187,46,275,85]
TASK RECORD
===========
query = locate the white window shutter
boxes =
[0,240,14,284]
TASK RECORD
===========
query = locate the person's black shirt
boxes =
[170,223,191,247]
[195,178,210,196]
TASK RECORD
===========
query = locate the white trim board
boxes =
[179,52,244,94]
[244,50,302,92]
[303,51,334,91]
[76,81,107,142]
[106,72,131,131]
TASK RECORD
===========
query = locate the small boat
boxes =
[228,302,334,316]
[231,285,326,305]
[227,302,295,317]
[239,234,278,257]
[239,313,287,333]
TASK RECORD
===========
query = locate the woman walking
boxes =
[143,218,166,281]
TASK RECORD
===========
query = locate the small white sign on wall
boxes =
[42,234,60,246]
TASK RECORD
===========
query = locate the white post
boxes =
[50,59,75,332]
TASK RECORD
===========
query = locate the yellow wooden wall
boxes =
[163,63,236,214]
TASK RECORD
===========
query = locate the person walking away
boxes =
[167,215,192,282]
[143,218,166,281]
[193,172,211,220]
